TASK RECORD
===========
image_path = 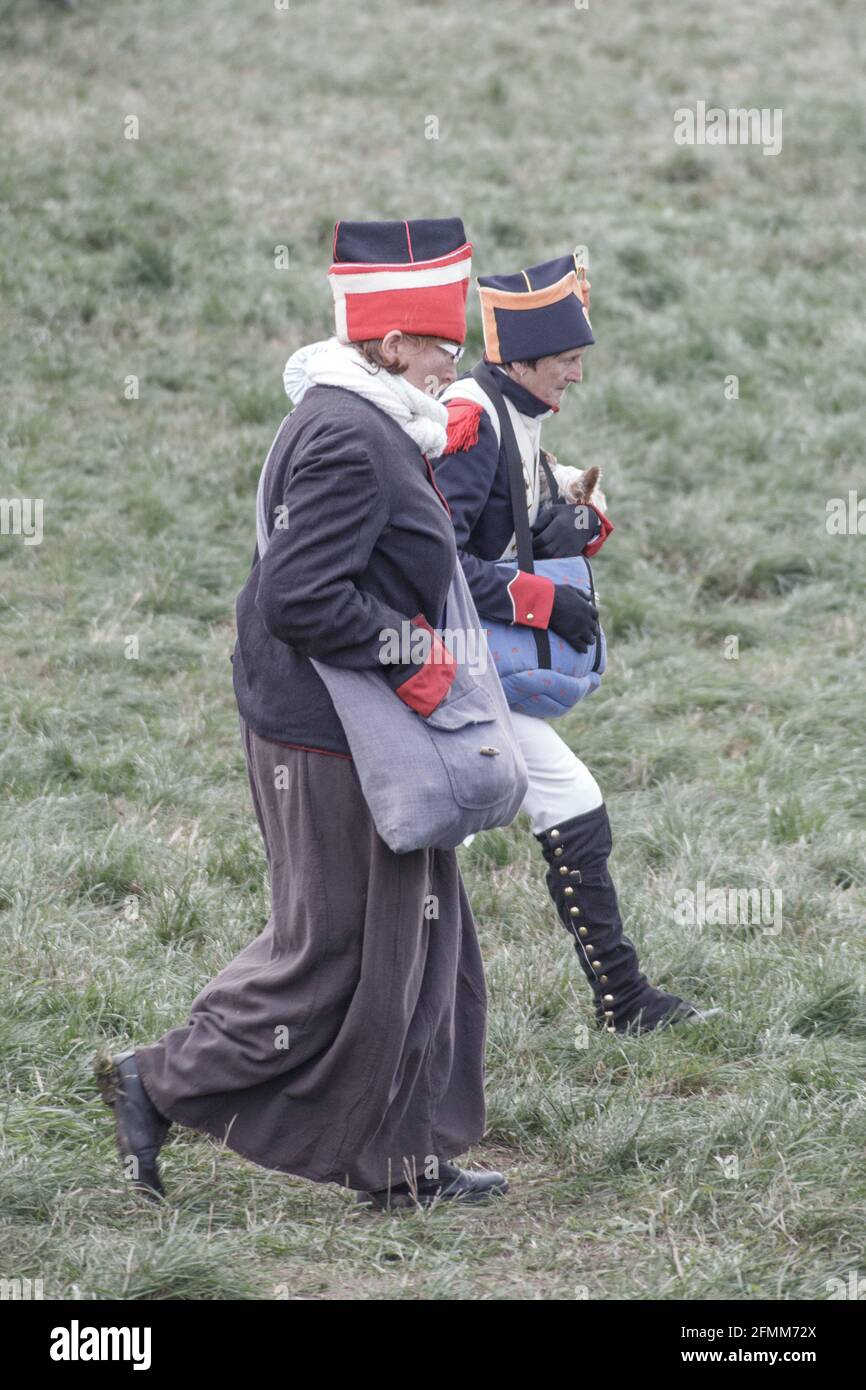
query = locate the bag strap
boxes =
[539,447,603,675]
[471,362,551,670]
[538,449,559,507]
[583,554,602,674]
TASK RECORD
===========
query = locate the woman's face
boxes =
[381,331,460,395]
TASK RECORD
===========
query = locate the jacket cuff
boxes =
[506,570,555,628]
[394,614,457,717]
[583,504,614,558]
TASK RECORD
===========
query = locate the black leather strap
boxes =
[471,362,551,669]
[584,555,602,673]
[538,449,559,507]
[539,448,602,674]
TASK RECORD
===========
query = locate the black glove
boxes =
[549,584,599,654]
[531,503,601,560]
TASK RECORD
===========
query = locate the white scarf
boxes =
[282,337,448,457]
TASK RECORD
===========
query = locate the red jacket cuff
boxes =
[506,570,555,628]
[394,613,457,716]
[583,504,614,558]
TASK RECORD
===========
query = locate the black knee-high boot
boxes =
[535,802,703,1033]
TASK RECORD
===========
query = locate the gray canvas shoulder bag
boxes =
[254,422,528,854]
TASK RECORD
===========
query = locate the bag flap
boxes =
[424,682,497,731]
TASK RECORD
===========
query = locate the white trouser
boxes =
[462,711,603,847]
[510,710,603,834]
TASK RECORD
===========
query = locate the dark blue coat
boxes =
[433,366,560,630]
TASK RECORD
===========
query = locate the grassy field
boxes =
[2,0,865,1300]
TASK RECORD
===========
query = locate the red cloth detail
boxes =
[444,399,484,455]
[270,739,352,762]
[344,281,468,344]
[583,503,615,558]
[422,454,452,515]
[394,613,457,717]
[507,570,555,628]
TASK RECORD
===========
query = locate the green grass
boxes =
[1,0,865,1300]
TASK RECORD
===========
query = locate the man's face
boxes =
[514,347,586,407]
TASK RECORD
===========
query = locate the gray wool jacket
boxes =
[231,384,459,756]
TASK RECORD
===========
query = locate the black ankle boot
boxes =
[94,1049,171,1200]
[356,1161,509,1211]
[535,803,704,1034]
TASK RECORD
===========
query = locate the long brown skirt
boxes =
[135,716,487,1192]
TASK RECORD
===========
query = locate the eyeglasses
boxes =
[434,341,465,362]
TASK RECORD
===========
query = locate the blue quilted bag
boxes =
[485,555,606,719]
